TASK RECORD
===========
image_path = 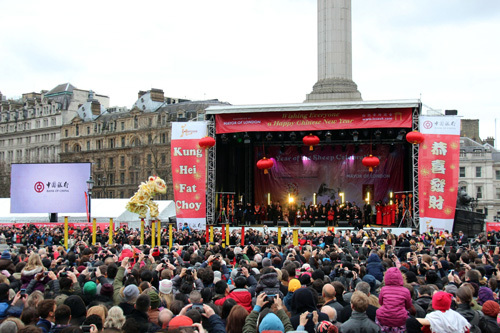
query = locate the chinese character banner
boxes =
[418,116,460,234]
[171,122,208,231]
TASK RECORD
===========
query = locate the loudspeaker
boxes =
[300,221,311,227]
[277,221,288,227]
[315,220,326,227]
[338,220,350,227]
[263,221,275,227]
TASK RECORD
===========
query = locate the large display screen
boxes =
[10,163,91,213]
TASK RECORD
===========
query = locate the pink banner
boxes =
[171,122,207,230]
[254,144,404,206]
[216,108,413,134]
[486,222,500,232]
[419,116,461,234]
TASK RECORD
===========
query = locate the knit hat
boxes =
[315,320,334,333]
[1,250,10,260]
[288,279,301,292]
[262,258,272,268]
[148,290,160,309]
[169,315,193,328]
[64,295,87,318]
[444,284,458,296]
[259,313,285,333]
[83,281,97,296]
[123,285,140,302]
[482,300,500,317]
[477,287,495,305]
[432,291,452,312]
[159,279,173,294]
[100,283,114,297]
[77,265,86,273]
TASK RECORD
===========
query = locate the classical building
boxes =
[459,136,500,222]
[0,84,109,197]
[60,88,228,200]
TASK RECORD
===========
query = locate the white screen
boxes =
[10,163,91,213]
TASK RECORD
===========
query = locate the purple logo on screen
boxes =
[423,121,433,129]
[34,182,45,193]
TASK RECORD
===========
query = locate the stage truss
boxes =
[411,106,420,229]
[206,115,216,225]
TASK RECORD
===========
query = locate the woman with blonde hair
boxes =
[158,279,174,309]
[87,305,108,326]
[20,253,48,291]
[103,306,126,331]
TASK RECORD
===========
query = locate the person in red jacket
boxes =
[376,267,412,332]
[214,275,253,312]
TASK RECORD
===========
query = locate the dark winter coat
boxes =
[365,254,384,282]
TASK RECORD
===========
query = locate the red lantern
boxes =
[257,157,274,174]
[362,155,380,172]
[303,133,320,151]
[405,131,424,145]
[199,136,216,149]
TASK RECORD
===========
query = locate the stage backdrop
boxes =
[254,145,404,206]
[418,116,460,234]
[171,122,207,231]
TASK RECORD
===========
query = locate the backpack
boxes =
[469,310,484,333]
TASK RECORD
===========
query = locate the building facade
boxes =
[459,136,500,222]
[0,84,109,197]
[60,88,228,200]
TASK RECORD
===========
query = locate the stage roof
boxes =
[206,99,422,115]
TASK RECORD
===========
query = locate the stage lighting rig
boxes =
[243,133,251,144]
[221,134,228,143]
[352,131,359,142]
[374,130,382,140]
[289,132,297,141]
[266,132,273,141]
[397,130,406,141]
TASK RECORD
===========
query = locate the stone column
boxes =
[306,0,362,102]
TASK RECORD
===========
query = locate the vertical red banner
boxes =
[171,122,208,231]
[418,116,461,233]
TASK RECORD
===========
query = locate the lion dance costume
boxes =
[126,176,167,218]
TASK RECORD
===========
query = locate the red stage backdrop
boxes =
[216,108,413,133]
[418,116,460,234]
[171,122,208,231]
[254,145,404,206]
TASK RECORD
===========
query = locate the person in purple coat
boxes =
[375,267,412,332]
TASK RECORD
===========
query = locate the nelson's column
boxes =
[306,0,362,102]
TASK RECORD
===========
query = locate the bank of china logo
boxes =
[34,182,45,193]
[423,121,433,130]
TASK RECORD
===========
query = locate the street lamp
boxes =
[87,176,94,223]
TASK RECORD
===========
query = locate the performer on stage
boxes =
[376,202,382,225]
[363,201,372,226]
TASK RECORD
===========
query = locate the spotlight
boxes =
[266,132,273,141]
[221,134,228,143]
[339,131,346,139]
[352,131,359,142]
[325,131,332,142]
[277,132,283,140]
[397,130,406,140]
[243,132,251,144]
[386,129,395,137]
[374,130,382,140]
[289,132,297,140]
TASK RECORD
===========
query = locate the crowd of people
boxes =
[0,223,500,333]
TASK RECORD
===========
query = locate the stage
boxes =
[205,100,422,230]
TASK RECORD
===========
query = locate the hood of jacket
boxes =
[384,267,403,286]
[366,254,381,264]
[291,287,317,314]
[259,272,279,288]
[21,266,43,276]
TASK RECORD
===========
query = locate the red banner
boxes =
[254,144,404,206]
[0,222,110,231]
[418,116,461,234]
[171,122,208,230]
[486,222,500,232]
[216,108,413,134]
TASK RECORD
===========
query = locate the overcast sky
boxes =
[1,0,499,144]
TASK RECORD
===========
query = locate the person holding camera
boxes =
[215,267,254,312]
[242,293,292,333]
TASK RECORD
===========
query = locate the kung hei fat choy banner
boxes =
[418,116,460,234]
[171,122,208,230]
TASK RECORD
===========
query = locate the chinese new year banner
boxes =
[418,116,460,234]
[216,108,413,133]
[171,122,208,230]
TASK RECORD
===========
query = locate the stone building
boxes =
[0,84,109,197]
[60,88,228,199]
[459,136,500,222]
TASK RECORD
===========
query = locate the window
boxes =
[109,138,115,148]
[97,140,102,149]
[161,153,166,164]
[496,188,500,200]
[120,191,124,198]
[97,159,102,169]
[459,167,465,178]
[147,154,152,166]
[476,166,482,177]
[496,170,500,180]
[109,157,114,168]
[65,143,69,152]
[87,141,90,150]
[134,116,138,129]
[477,186,483,199]
[108,173,114,185]
[87,126,90,135]
[120,156,125,167]
[65,129,68,137]
[149,118,152,127]
[76,125,79,136]
[120,172,125,184]
[121,137,125,147]
[148,134,153,144]
[121,122,125,130]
